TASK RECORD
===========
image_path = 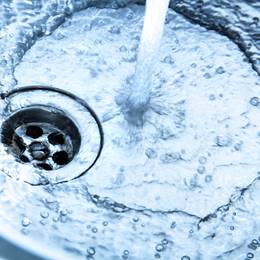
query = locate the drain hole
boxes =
[48,132,65,145]
[53,151,69,165]
[26,125,43,139]
[20,155,30,163]
[37,163,53,171]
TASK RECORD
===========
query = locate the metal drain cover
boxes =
[0,86,103,185]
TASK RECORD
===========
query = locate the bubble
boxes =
[123,250,130,256]
[209,94,216,101]
[22,217,31,227]
[40,211,49,218]
[52,217,59,222]
[161,239,168,245]
[249,97,259,107]
[87,247,96,256]
[163,55,174,64]
[205,175,213,183]
[102,221,108,226]
[154,253,161,258]
[155,244,164,252]
[126,11,134,19]
[197,165,206,174]
[203,72,211,79]
[252,239,259,245]
[216,66,225,74]
[181,256,191,260]
[91,227,98,233]
[247,252,254,259]
[198,156,207,164]
[133,217,139,222]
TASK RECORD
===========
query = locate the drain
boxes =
[0,86,103,185]
[2,106,80,171]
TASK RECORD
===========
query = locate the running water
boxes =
[119,0,170,125]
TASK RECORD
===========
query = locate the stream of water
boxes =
[121,0,170,125]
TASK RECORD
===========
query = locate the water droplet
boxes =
[216,66,225,74]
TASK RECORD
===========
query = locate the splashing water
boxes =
[119,0,170,125]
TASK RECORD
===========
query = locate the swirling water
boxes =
[0,1,260,259]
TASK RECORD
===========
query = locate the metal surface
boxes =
[0,86,104,185]
[0,226,70,260]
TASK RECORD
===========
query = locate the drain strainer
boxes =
[0,86,103,185]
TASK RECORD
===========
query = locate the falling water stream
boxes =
[120,0,170,125]
[0,1,259,259]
